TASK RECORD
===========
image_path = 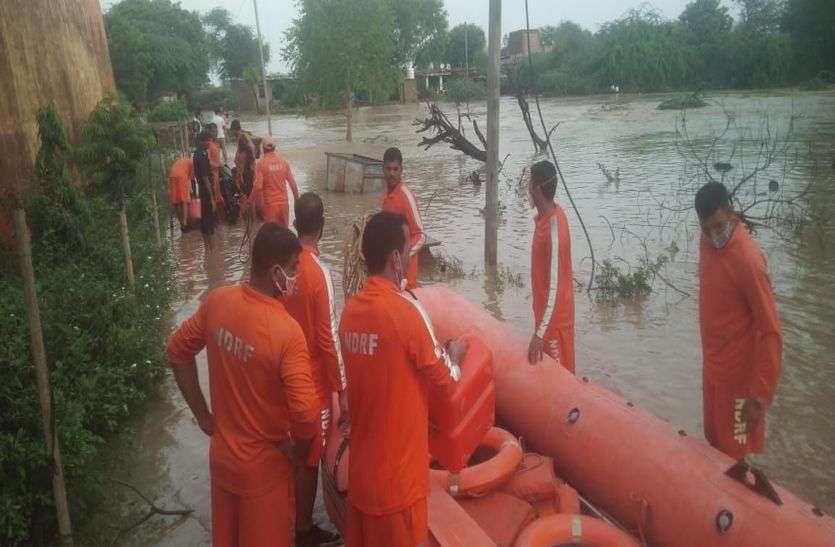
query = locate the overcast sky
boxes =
[100,0,711,73]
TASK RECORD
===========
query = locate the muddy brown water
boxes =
[90,91,835,545]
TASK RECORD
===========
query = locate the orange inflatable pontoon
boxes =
[410,285,835,546]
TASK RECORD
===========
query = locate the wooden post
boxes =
[253,0,272,136]
[485,0,501,266]
[464,23,470,80]
[345,86,353,143]
[149,155,161,246]
[118,193,135,288]
[12,207,74,546]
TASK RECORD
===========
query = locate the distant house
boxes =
[502,29,552,67]
[228,74,297,113]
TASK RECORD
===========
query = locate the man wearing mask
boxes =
[696,182,782,460]
[380,147,425,289]
[527,160,575,373]
[280,192,345,547]
[167,223,322,546]
[339,211,467,547]
[257,135,299,228]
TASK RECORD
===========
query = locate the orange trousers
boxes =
[261,203,290,228]
[346,498,428,547]
[211,479,294,547]
[703,375,765,460]
[544,325,575,374]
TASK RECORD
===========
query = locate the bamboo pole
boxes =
[345,85,353,143]
[149,155,161,246]
[253,0,272,136]
[12,207,74,546]
[118,193,135,288]
[485,0,501,266]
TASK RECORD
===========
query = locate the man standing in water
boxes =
[339,212,466,547]
[167,223,321,547]
[280,192,345,547]
[527,160,576,373]
[212,109,229,163]
[257,135,299,227]
[380,147,425,289]
[168,154,194,230]
[193,130,217,251]
[696,182,782,460]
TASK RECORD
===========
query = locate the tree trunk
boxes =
[345,86,353,143]
[118,200,136,288]
[12,207,74,546]
[149,156,161,246]
[485,0,502,266]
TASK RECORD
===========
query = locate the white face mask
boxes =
[710,221,735,249]
[274,265,299,297]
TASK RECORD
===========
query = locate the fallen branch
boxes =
[414,103,486,162]
[516,94,550,153]
[111,479,193,546]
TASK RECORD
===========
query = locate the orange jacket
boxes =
[381,180,426,256]
[208,141,223,203]
[339,277,459,515]
[257,151,299,211]
[168,156,194,204]
[167,283,321,497]
[699,223,782,404]
[279,244,346,400]
[531,204,574,337]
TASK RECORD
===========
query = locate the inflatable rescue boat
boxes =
[322,285,835,546]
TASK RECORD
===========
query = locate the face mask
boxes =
[393,251,406,291]
[274,265,299,297]
[710,220,735,249]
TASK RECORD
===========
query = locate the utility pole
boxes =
[485,0,501,266]
[464,23,469,80]
[253,0,272,136]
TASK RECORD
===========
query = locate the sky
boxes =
[100,0,705,73]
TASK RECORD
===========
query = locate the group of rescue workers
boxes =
[166,124,783,547]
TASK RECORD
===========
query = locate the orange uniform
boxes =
[699,223,782,459]
[381,180,425,289]
[257,151,299,227]
[166,283,322,547]
[279,244,346,466]
[531,204,575,373]
[339,277,459,546]
[168,156,194,205]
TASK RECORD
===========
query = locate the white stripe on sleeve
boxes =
[401,185,426,257]
[397,292,461,382]
[312,254,347,390]
[536,216,560,339]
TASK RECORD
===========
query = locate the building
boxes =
[502,29,552,66]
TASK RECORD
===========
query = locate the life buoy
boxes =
[431,427,523,497]
[514,514,640,547]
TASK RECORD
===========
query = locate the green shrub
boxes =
[192,85,238,112]
[147,98,190,122]
[0,104,174,545]
[446,79,487,105]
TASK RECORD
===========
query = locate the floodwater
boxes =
[93,91,835,545]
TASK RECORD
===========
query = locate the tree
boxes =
[447,24,486,68]
[734,0,786,34]
[391,0,448,67]
[782,0,835,78]
[284,0,400,141]
[679,0,734,86]
[203,7,269,81]
[105,0,209,110]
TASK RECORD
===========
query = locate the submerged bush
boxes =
[446,79,487,105]
[0,104,173,545]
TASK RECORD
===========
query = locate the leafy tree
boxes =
[734,0,786,34]
[447,24,486,69]
[679,0,734,87]
[391,0,448,67]
[782,0,835,78]
[415,31,449,69]
[203,8,269,81]
[105,0,209,110]
[284,0,400,141]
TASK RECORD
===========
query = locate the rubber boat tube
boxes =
[415,285,835,547]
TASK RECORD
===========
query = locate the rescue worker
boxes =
[234,131,260,221]
[339,211,468,547]
[169,154,194,230]
[380,147,425,289]
[167,223,321,547]
[526,160,576,373]
[257,135,299,227]
[280,192,345,546]
[193,130,218,251]
[696,182,782,460]
[206,123,226,223]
